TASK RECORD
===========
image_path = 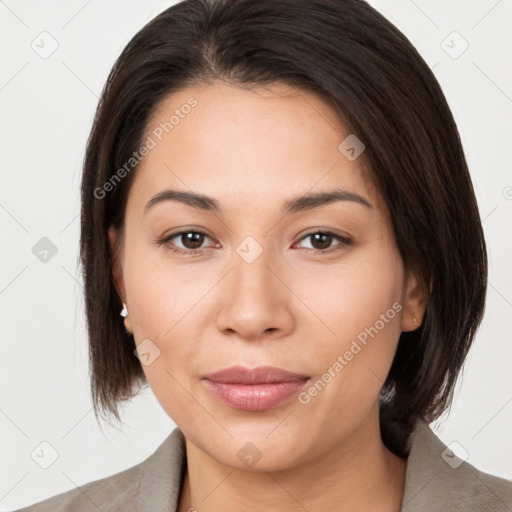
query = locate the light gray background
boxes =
[1,0,511,509]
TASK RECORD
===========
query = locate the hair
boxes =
[80,0,487,457]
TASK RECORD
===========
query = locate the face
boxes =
[110,81,424,471]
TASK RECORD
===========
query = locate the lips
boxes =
[201,365,310,411]
[201,365,310,384]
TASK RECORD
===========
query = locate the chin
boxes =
[202,430,307,472]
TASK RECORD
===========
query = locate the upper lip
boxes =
[202,365,310,384]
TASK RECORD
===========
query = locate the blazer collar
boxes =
[400,418,511,510]
[136,419,511,511]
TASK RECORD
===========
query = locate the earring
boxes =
[120,303,133,334]
[413,315,418,326]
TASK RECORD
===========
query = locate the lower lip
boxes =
[203,379,309,411]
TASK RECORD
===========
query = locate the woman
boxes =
[16,0,512,510]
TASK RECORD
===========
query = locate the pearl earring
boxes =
[120,303,133,334]
[413,315,418,325]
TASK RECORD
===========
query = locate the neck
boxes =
[178,407,407,512]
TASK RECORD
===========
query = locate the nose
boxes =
[216,244,295,342]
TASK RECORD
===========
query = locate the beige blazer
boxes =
[14,419,512,511]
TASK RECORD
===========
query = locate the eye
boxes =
[156,230,217,254]
[155,229,352,256]
[294,231,352,253]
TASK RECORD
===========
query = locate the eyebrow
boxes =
[144,187,372,215]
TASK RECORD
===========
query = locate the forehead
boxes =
[131,80,382,212]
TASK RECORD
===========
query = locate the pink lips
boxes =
[202,365,310,411]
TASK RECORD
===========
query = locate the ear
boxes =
[401,270,429,332]
[108,226,126,303]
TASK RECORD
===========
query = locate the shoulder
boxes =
[401,418,512,512]
[14,459,146,512]
[14,427,186,512]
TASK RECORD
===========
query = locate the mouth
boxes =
[201,365,310,411]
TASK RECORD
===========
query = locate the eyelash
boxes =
[154,229,352,256]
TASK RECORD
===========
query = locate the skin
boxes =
[109,80,427,512]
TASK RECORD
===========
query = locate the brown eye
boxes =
[175,231,206,249]
[296,231,352,253]
[310,232,334,250]
[158,230,216,254]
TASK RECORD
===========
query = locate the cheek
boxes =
[123,234,214,338]
[297,237,403,343]
[294,242,403,410]
[121,239,225,410]
[123,252,204,423]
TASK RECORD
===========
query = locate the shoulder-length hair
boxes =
[80,0,487,457]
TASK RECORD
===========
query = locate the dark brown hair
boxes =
[80,0,487,457]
